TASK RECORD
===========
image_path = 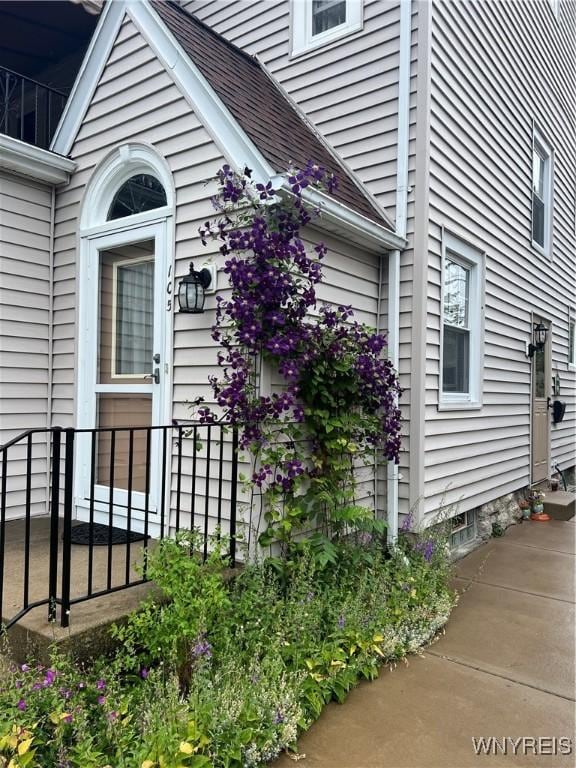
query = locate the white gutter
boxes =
[270,175,406,252]
[387,0,412,544]
[0,135,75,185]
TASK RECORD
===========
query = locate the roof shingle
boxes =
[152,0,393,230]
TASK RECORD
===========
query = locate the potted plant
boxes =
[529,490,550,522]
[519,499,531,520]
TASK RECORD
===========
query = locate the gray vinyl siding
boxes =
[186,0,421,512]
[0,172,52,517]
[424,0,576,517]
[52,14,388,535]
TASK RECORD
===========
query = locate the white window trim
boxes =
[568,308,576,369]
[439,231,485,411]
[531,126,554,259]
[291,0,363,58]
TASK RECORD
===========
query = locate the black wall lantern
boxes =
[527,321,548,358]
[177,262,212,313]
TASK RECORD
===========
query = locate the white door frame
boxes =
[75,215,173,534]
[530,313,552,485]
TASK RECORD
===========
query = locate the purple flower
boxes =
[96,679,106,691]
[17,699,26,711]
[415,539,435,562]
[337,615,346,630]
[43,668,57,687]
[20,664,30,673]
[273,710,285,724]
[15,680,22,689]
[108,711,118,722]
[59,688,72,699]
[192,636,213,660]
[63,713,73,724]
[139,667,149,679]
[97,695,106,705]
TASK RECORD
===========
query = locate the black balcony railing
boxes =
[0,423,239,629]
[0,67,68,150]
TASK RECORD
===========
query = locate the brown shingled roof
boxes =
[152,0,393,230]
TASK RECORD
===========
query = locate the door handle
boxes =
[144,368,160,384]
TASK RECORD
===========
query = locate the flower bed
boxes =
[0,530,455,768]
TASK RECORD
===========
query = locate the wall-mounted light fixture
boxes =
[177,261,212,313]
[527,321,548,358]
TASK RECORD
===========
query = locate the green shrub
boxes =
[1,529,455,768]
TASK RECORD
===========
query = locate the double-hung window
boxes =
[440,233,484,408]
[532,128,553,256]
[291,0,363,56]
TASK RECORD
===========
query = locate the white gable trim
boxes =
[50,0,126,155]
[126,1,275,185]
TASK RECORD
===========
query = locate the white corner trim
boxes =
[0,135,75,185]
[271,176,406,252]
[50,0,126,155]
[127,1,275,185]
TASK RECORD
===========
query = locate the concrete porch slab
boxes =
[2,516,158,662]
[543,491,575,521]
[274,654,575,768]
[454,538,575,603]
[438,579,575,700]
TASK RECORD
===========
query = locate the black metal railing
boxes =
[0,67,68,149]
[0,423,239,629]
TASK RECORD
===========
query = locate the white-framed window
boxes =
[569,310,576,367]
[439,232,484,409]
[291,0,363,57]
[450,509,477,549]
[531,127,553,256]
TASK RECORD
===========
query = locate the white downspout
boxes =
[46,185,55,514]
[387,0,412,543]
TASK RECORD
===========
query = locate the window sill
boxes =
[531,239,551,259]
[437,400,483,412]
[291,22,363,59]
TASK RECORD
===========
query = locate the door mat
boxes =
[68,522,149,546]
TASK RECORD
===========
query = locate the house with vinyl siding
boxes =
[0,0,574,561]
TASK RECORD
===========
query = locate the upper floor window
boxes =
[107,174,167,221]
[440,233,484,409]
[291,0,363,57]
[531,128,553,256]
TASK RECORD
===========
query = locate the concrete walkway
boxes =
[275,519,575,768]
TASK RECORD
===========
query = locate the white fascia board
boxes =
[0,135,75,185]
[127,1,275,185]
[50,0,126,155]
[271,175,406,253]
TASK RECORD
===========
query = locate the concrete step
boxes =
[543,490,575,521]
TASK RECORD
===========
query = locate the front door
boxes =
[531,316,551,484]
[76,222,169,532]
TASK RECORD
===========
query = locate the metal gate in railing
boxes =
[0,423,239,629]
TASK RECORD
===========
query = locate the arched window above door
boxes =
[80,144,174,230]
[107,174,167,220]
